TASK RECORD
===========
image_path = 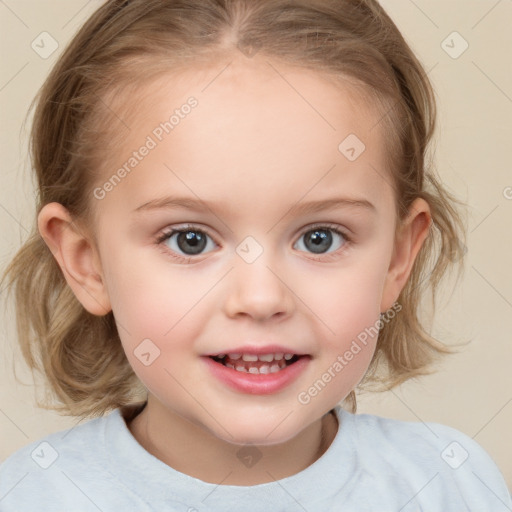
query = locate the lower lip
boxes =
[202,356,311,395]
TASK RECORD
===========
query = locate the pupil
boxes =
[178,231,206,255]
[306,230,332,254]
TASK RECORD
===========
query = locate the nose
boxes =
[222,255,295,322]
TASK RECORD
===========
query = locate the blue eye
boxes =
[294,226,348,255]
[156,224,351,263]
[157,227,216,257]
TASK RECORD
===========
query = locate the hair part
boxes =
[1,0,466,418]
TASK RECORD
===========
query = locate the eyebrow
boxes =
[133,195,376,215]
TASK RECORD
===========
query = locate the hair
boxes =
[1,0,466,418]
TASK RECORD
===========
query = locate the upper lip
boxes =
[204,345,309,357]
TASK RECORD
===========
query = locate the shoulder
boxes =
[337,408,512,510]
[0,410,123,511]
[350,411,499,469]
[0,412,109,472]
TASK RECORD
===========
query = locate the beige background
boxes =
[1,0,511,490]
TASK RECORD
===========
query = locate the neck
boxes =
[126,399,339,486]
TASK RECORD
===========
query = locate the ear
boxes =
[380,198,431,312]
[37,202,111,316]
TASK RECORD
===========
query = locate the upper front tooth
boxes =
[258,354,274,362]
[274,353,284,360]
[228,353,242,360]
[242,354,258,362]
[284,353,293,360]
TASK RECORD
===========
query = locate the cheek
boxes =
[302,257,388,339]
[296,264,387,402]
[100,248,198,343]
[101,228,186,311]
[102,248,224,374]
[103,261,208,395]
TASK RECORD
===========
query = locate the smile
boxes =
[203,354,310,394]
[210,353,300,374]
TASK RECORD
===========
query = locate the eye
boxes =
[156,226,217,259]
[293,224,349,257]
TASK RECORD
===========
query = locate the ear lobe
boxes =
[380,198,432,312]
[37,202,111,316]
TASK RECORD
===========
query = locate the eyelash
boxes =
[155,223,352,263]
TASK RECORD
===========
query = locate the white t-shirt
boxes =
[0,404,510,511]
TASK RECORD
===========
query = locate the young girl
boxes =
[1,0,510,510]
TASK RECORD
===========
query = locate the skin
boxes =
[38,53,431,486]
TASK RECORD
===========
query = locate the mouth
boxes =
[203,351,311,394]
[208,353,305,374]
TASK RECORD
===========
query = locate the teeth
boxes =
[225,352,294,362]
[216,352,300,368]
[227,360,287,374]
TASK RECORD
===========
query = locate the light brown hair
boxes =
[1,0,466,418]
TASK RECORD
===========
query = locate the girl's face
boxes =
[81,56,427,445]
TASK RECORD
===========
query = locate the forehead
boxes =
[93,55,393,219]
[109,53,385,151]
